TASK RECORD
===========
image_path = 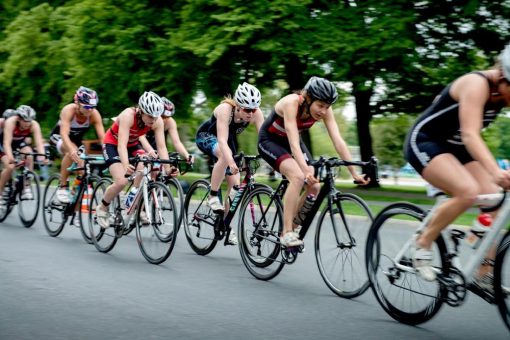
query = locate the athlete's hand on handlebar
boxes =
[494,169,510,190]
[147,149,158,158]
[353,173,370,186]
[70,148,81,163]
[228,161,239,175]
[124,164,136,176]
[304,168,319,185]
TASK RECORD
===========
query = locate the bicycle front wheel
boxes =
[167,178,184,231]
[136,182,178,264]
[18,170,41,228]
[495,230,510,332]
[89,178,118,253]
[42,174,67,237]
[238,186,285,281]
[315,193,373,298]
[366,202,448,325]
[183,179,217,255]
[78,175,101,244]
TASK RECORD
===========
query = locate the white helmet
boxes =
[16,105,36,121]
[501,43,510,81]
[161,97,175,117]
[2,109,17,119]
[234,82,261,109]
[138,91,164,117]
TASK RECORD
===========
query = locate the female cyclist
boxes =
[258,76,369,247]
[141,97,194,165]
[95,91,172,229]
[0,105,48,212]
[49,86,105,204]
[195,82,265,245]
[405,44,510,286]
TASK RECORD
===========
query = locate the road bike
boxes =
[42,153,104,243]
[0,151,44,227]
[365,192,510,331]
[238,156,377,298]
[183,153,269,255]
[88,156,178,264]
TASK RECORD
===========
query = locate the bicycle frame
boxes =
[393,192,509,284]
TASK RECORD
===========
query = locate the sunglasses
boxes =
[80,104,96,110]
[242,107,256,113]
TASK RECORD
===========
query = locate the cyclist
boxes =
[49,86,105,204]
[0,109,17,144]
[141,96,194,167]
[404,44,510,285]
[0,105,48,212]
[195,82,265,245]
[95,91,173,229]
[258,76,369,247]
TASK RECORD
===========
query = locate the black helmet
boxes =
[304,76,338,105]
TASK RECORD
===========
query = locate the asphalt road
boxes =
[0,206,509,340]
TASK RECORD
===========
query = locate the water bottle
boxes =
[293,194,316,226]
[71,175,82,200]
[124,187,138,209]
[466,213,492,248]
[228,185,240,203]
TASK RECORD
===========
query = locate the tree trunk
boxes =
[353,82,379,187]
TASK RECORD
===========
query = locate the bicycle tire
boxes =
[167,177,185,231]
[238,186,285,281]
[495,230,510,332]
[89,178,118,253]
[18,170,41,228]
[42,174,67,237]
[366,202,448,325]
[78,175,101,244]
[136,181,178,264]
[315,192,373,298]
[183,179,218,255]
[0,183,15,222]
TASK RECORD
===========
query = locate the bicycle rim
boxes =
[18,170,40,228]
[366,202,447,325]
[239,186,285,280]
[315,193,373,298]
[495,230,510,332]
[42,174,67,237]
[89,178,118,253]
[136,182,178,264]
[183,179,217,255]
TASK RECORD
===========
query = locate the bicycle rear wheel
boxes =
[89,178,118,253]
[136,182,178,264]
[167,178,184,231]
[315,193,373,298]
[238,186,284,280]
[183,179,217,255]
[42,174,67,237]
[495,230,510,332]
[18,170,40,227]
[366,202,448,325]
[78,175,101,244]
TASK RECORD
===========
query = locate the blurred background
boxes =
[1,0,510,182]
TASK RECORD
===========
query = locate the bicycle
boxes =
[88,156,178,265]
[365,191,510,331]
[183,153,270,255]
[238,156,377,298]
[0,151,44,228]
[42,153,104,243]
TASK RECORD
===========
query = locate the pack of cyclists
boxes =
[1,41,510,281]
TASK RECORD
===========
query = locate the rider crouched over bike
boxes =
[195,82,265,245]
[95,91,173,229]
[49,86,105,204]
[0,105,48,212]
[404,43,510,287]
[257,76,369,247]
